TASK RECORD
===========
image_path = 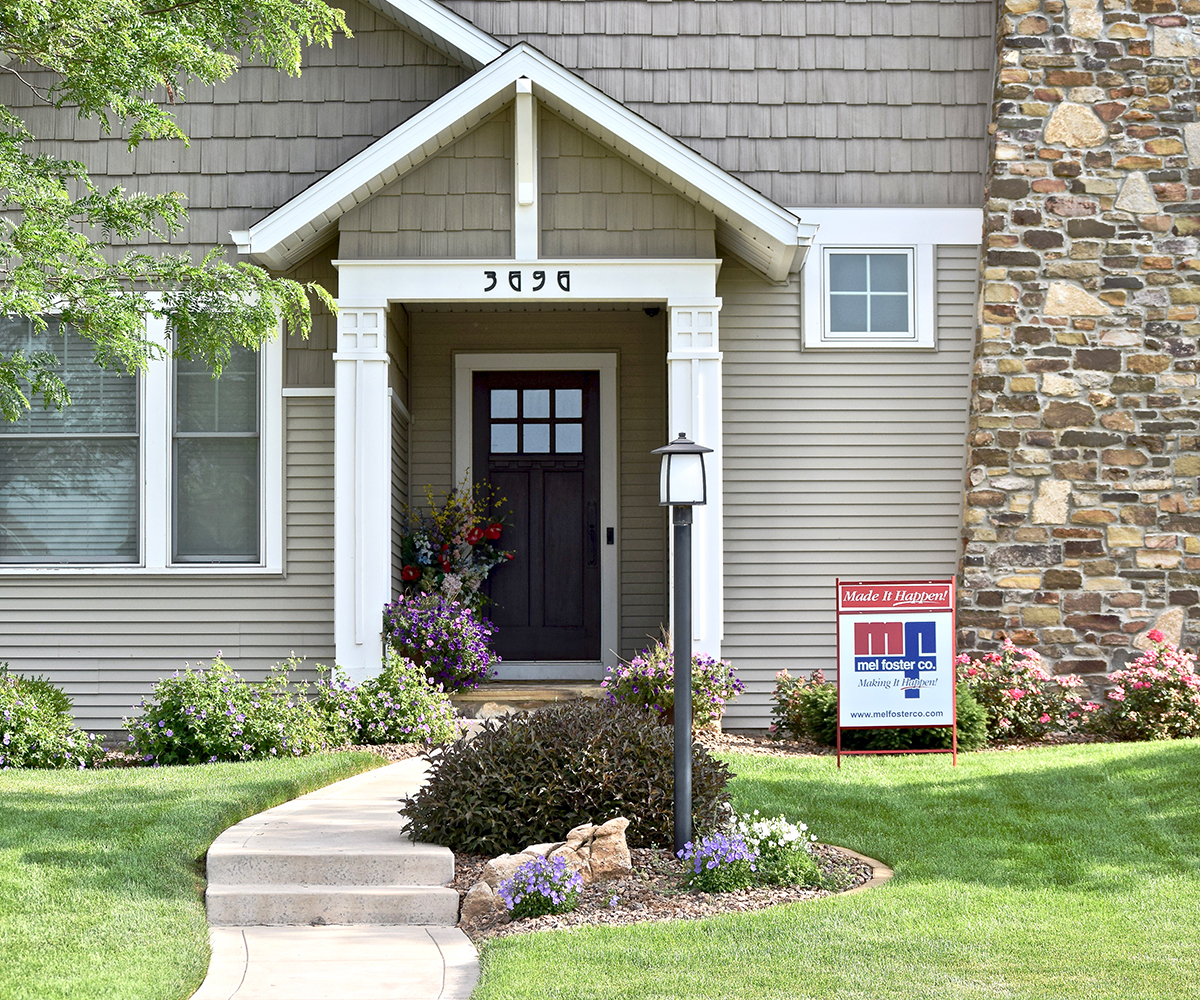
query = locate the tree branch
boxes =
[0,64,52,106]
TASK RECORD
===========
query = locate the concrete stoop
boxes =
[451,680,604,720]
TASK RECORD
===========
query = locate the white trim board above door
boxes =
[454,352,619,679]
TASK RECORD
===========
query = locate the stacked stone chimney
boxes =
[960,0,1200,686]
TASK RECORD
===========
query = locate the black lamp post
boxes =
[652,431,712,854]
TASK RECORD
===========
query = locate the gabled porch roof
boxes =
[231,43,809,282]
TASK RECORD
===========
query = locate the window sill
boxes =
[0,564,284,577]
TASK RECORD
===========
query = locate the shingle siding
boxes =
[443,0,994,207]
[0,1,468,260]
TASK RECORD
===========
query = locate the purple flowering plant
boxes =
[314,650,464,746]
[601,633,743,724]
[496,855,583,919]
[383,593,498,691]
[677,831,757,893]
[125,655,326,765]
[0,669,104,770]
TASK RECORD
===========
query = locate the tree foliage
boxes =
[0,0,347,420]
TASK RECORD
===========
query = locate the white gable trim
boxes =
[233,44,804,281]
[359,0,504,69]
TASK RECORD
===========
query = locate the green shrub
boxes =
[0,670,104,769]
[125,656,327,765]
[400,699,733,855]
[770,669,987,751]
[314,651,463,746]
[0,664,74,717]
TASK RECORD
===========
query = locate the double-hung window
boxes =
[0,315,280,572]
[0,317,139,564]
[173,345,261,562]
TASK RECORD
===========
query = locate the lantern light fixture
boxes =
[653,432,713,507]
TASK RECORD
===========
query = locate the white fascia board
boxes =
[241,44,800,277]
[788,207,984,246]
[358,0,505,69]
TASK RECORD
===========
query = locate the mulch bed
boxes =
[451,843,872,944]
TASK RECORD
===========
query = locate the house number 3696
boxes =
[483,269,571,293]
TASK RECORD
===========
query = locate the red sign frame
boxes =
[835,578,958,767]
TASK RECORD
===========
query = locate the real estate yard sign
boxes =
[835,579,957,765]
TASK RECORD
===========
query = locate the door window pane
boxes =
[0,317,139,563]
[490,389,518,419]
[555,423,582,453]
[555,389,582,418]
[491,423,518,453]
[523,423,551,453]
[523,389,550,418]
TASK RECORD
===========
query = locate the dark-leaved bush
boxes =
[771,669,987,751]
[400,699,732,854]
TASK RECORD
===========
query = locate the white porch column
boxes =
[334,301,392,682]
[667,300,723,659]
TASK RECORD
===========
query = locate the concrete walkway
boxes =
[191,759,478,1000]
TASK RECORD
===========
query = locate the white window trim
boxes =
[0,319,283,576]
[820,245,921,346]
[452,351,619,679]
[793,207,982,352]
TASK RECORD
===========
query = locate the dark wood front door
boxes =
[473,371,601,661]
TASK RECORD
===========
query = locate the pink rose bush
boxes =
[958,638,1098,741]
[1097,633,1200,741]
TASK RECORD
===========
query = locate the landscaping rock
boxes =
[460,880,504,923]
[482,853,536,888]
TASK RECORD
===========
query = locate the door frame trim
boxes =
[454,352,619,677]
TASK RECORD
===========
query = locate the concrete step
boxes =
[205,883,461,927]
[207,839,453,887]
[451,681,604,719]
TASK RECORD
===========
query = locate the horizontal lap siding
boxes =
[408,310,667,658]
[719,248,976,727]
[0,398,336,730]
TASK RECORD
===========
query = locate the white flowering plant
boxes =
[732,810,823,888]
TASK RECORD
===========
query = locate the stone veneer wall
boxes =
[960,0,1200,686]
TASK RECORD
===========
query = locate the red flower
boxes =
[1147,628,1166,644]
[401,565,420,582]
[439,554,452,570]
[505,551,514,560]
[484,523,503,540]
[466,527,484,545]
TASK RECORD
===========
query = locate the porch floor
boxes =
[450,681,604,719]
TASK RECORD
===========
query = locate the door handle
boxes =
[587,501,598,566]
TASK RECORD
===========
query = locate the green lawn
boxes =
[0,753,383,1000]
[473,741,1200,1000]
